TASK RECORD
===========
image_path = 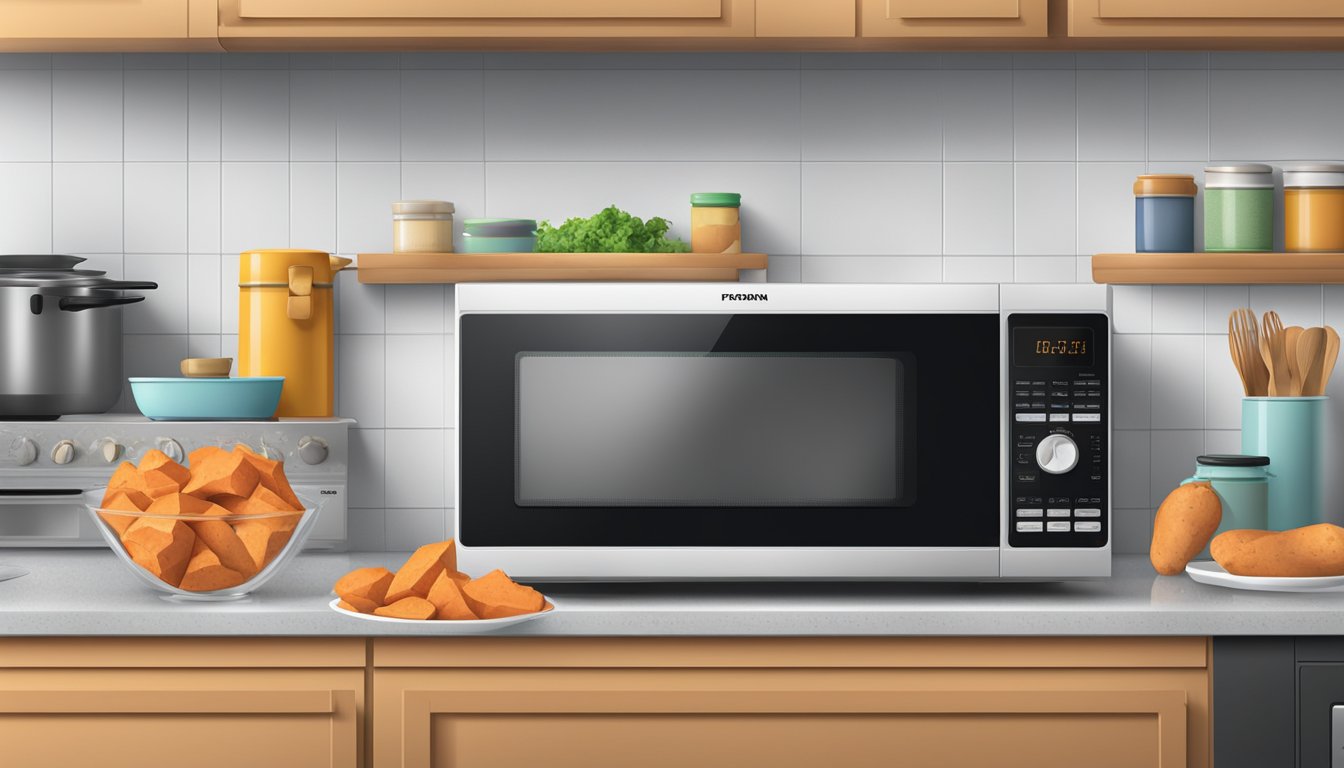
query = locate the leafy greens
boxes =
[534,205,690,253]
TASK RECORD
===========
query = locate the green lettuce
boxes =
[534,205,690,253]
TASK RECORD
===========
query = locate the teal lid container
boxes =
[690,192,741,208]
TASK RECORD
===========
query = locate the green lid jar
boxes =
[690,192,742,254]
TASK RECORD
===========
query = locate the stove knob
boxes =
[297,437,328,465]
[12,437,36,466]
[156,438,185,465]
[96,439,121,463]
[51,440,75,465]
[235,442,282,462]
[1035,434,1079,475]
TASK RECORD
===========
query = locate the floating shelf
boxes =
[1093,252,1344,285]
[355,252,768,284]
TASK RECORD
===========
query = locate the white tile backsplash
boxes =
[3,51,1338,551]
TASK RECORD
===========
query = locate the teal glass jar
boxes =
[1204,164,1274,252]
[1181,455,1271,541]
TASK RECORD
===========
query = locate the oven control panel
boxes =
[1007,313,1109,549]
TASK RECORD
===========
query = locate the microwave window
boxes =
[516,353,907,507]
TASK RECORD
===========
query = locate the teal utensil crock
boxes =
[1241,396,1326,530]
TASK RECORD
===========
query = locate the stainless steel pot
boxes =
[0,256,156,419]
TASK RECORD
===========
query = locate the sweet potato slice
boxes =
[178,539,247,592]
[138,469,184,500]
[462,569,545,619]
[233,521,292,572]
[334,567,394,613]
[426,570,478,620]
[235,445,304,510]
[374,596,436,620]
[336,600,359,613]
[107,462,139,493]
[98,490,149,536]
[187,445,224,469]
[146,493,215,517]
[146,493,257,577]
[137,449,191,488]
[121,517,195,587]
[182,450,260,500]
[385,540,458,603]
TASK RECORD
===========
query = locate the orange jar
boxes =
[1284,164,1344,252]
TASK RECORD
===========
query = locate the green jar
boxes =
[1204,164,1274,252]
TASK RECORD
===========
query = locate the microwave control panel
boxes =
[1006,313,1109,549]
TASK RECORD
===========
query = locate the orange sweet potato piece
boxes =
[182,449,260,499]
[250,485,303,525]
[178,539,247,592]
[98,490,149,536]
[374,596,436,620]
[146,493,258,577]
[334,567,394,614]
[137,449,191,488]
[233,521,292,571]
[426,570,478,620]
[385,540,458,603]
[145,492,214,516]
[235,445,304,510]
[462,569,545,619]
[187,445,224,469]
[121,516,196,587]
[137,469,183,499]
[336,600,359,613]
[107,462,139,492]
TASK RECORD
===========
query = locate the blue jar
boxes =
[1134,174,1197,253]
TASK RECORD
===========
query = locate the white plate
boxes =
[328,597,556,630]
[1185,561,1344,592]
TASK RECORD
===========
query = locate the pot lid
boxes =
[0,254,86,271]
[0,273,156,291]
[1196,454,1270,467]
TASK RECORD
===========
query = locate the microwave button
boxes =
[1072,413,1101,422]
[1074,521,1102,533]
[1049,403,1071,411]
[1014,380,1032,387]
[1015,401,1032,410]
[1015,413,1046,423]
[1014,389,1031,398]
[1016,521,1044,533]
[1046,521,1072,533]
[1046,508,1071,518]
[1015,471,1038,483]
[1016,508,1044,518]
[1049,414,1070,422]
[1030,380,1046,387]
[1075,508,1102,518]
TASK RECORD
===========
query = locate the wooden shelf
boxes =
[1092,252,1344,285]
[355,252,768,284]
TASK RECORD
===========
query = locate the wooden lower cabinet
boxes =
[0,638,365,768]
[373,636,1211,768]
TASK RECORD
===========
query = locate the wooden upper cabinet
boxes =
[0,0,217,49]
[861,0,1048,37]
[219,0,754,40]
[1070,0,1344,36]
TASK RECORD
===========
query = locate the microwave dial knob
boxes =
[297,437,328,465]
[12,437,36,466]
[156,438,185,465]
[1035,434,1079,475]
[51,440,75,465]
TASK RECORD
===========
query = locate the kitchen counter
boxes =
[0,550,1341,636]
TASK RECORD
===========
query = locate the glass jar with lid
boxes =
[1133,174,1197,253]
[1204,164,1274,252]
[392,200,455,254]
[690,192,742,254]
[1284,163,1344,252]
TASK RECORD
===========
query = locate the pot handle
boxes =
[91,280,158,291]
[57,295,146,312]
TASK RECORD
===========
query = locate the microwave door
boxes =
[459,312,1002,551]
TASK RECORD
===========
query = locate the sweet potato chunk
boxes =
[235,445,304,510]
[107,462,139,492]
[121,516,195,587]
[336,600,359,613]
[147,494,257,578]
[187,445,224,469]
[182,450,260,500]
[232,521,292,572]
[462,569,545,619]
[385,540,458,603]
[334,567,394,613]
[137,449,191,488]
[374,596,437,620]
[426,570,478,620]
[178,539,247,592]
[252,484,303,514]
[98,490,149,536]
[146,493,215,517]
[138,469,184,500]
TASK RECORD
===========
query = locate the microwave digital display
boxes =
[1013,327,1094,367]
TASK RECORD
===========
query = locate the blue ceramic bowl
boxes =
[129,377,284,421]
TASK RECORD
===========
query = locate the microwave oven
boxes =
[455,283,1111,581]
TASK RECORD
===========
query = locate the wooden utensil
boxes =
[1322,326,1341,394]
[1228,308,1268,396]
[1299,326,1328,396]
[1261,311,1291,397]
[1284,325,1305,395]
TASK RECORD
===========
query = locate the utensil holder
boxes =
[1242,396,1326,530]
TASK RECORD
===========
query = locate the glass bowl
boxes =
[84,487,323,601]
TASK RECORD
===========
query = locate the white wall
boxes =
[0,50,1340,551]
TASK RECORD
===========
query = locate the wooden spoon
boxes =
[1228,308,1268,396]
[1261,311,1290,397]
[1284,325,1305,395]
[1299,326,1328,396]
[1322,326,1341,394]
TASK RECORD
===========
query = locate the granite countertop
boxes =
[0,550,1341,636]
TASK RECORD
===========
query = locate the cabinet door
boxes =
[0,0,184,40]
[861,0,1048,37]
[1070,0,1344,36]
[374,637,1210,768]
[219,0,754,41]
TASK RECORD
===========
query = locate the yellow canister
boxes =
[1284,164,1344,252]
[238,249,351,418]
